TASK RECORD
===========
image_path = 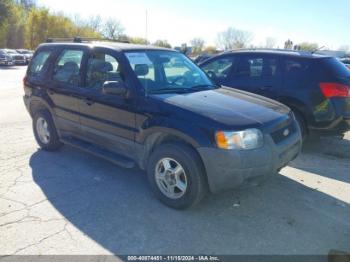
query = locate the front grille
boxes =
[271,121,296,144]
[14,55,24,60]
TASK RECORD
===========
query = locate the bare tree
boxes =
[88,15,102,33]
[284,39,293,49]
[265,37,277,48]
[298,42,319,51]
[190,38,205,54]
[103,18,124,40]
[153,40,171,48]
[216,27,253,50]
[20,0,36,11]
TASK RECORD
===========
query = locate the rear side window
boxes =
[234,56,278,79]
[53,49,84,86]
[283,58,311,80]
[27,50,52,77]
[86,52,124,89]
[236,57,263,77]
[320,57,350,78]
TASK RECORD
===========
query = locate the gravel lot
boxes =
[0,66,349,255]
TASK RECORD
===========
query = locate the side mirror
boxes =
[206,70,217,80]
[102,81,127,96]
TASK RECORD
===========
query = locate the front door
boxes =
[78,48,137,158]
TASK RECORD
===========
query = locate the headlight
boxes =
[215,129,264,150]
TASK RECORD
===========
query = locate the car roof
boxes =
[38,41,175,52]
[1,49,18,53]
[221,49,330,59]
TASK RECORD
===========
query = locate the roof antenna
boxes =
[311,46,325,54]
[145,9,148,45]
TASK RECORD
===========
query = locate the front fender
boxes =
[136,117,213,148]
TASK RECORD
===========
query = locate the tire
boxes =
[33,110,62,151]
[147,143,207,209]
[293,110,307,141]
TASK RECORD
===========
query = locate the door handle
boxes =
[83,98,94,106]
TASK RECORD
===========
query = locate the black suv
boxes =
[24,40,301,209]
[199,50,350,139]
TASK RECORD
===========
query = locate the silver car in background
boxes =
[16,49,34,64]
[1,49,26,65]
[0,49,14,66]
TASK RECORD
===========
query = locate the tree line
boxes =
[0,0,173,50]
[1,0,348,53]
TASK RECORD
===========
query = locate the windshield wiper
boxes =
[190,84,219,91]
[149,88,193,94]
[149,84,219,94]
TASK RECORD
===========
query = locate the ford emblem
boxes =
[283,129,290,137]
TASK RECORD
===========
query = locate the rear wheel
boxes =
[33,110,62,151]
[147,143,207,209]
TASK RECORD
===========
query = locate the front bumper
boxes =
[198,124,302,193]
[0,60,14,65]
[14,60,27,65]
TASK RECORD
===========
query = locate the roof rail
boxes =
[45,37,130,44]
[223,48,312,55]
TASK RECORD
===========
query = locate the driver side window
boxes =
[53,49,84,86]
[202,56,235,81]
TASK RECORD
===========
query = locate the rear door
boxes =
[78,48,137,158]
[47,47,88,137]
[229,54,282,99]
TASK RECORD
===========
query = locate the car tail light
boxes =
[319,82,350,98]
[347,65,350,70]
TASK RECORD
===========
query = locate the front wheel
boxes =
[147,143,207,209]
[293,111,307,141]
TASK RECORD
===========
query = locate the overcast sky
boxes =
[37,0,349,49]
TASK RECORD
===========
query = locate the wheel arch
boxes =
[137,128,204,170]
[278,97,311,125]
[28,98,53,118]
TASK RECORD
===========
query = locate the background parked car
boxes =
[0,49,14,66]
[1,49,27,65]
[16,49,33,64]
[200,49,350,140]
[193,54,213,64]
[340,58,350,70]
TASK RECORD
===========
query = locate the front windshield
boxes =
[125,51,215,94]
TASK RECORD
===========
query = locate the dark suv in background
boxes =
[23,40,301,209]
[200,50,350,139]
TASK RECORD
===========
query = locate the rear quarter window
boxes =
[319,57,350,78]
[27,50,52,77]
[283,58,312,80]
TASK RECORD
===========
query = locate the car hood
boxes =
[150,87,291,129]
[8,53,24,58]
